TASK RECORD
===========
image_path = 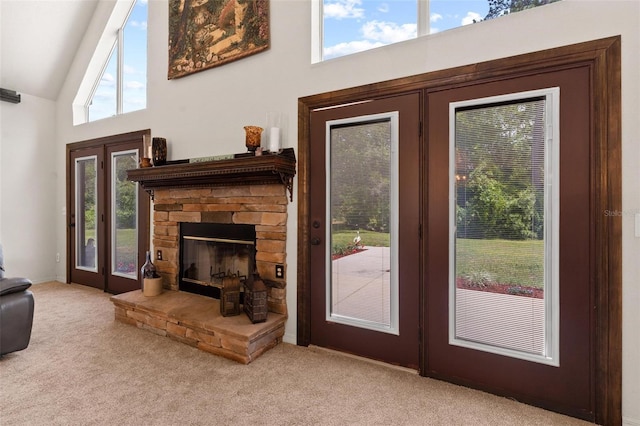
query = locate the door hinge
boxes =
[419,121,423,137]
[419,224,422,239]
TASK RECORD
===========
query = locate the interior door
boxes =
[68,131,149,294]
[425,66,595,420]
[309,93,421,369]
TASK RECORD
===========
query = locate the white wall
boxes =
[52,0,639,423]
[0,94,58,283]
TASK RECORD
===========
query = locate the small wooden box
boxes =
[244,273,268,323]
[220,276,241,317]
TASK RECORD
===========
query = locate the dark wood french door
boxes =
[308,93,421,369]
[425,66,595,419]
[300,38,620,425]
[67,130,150,293]
[69,146,105,289]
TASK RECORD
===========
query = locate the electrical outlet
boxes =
[157,250,163,261]
[275,264,284,279]
[56,253,60,263]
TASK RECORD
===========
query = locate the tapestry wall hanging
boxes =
[168,0,270,79]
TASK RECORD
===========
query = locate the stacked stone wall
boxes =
[152,184,288,315]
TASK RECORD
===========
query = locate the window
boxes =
[73,0,147,124]
[314,0,560,62]
[326,112,400,335]
[448,88,560,366]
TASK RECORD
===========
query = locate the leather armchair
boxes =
[0,244,34,356]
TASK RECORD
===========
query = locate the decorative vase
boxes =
[140,251,157,292]
[152,137,167,166]
[244,126,263,152]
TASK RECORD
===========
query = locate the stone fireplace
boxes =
[152,183,288,315]
[111,150,296,363]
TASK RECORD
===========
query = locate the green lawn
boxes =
[332,229,390,249]
[332,231,543,289]
[456,238,544,288]
[81,228,137,273]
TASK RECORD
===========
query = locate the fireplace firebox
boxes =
[179,223,256,300]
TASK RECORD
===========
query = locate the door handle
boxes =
[311,237,321,245]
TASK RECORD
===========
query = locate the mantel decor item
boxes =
[266,111,284,153]
[152,137,167,166]
[168,0,270,79]
[244,126,263,152]
[141,134,153,167]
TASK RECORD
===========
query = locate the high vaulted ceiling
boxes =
[0,0,98,101]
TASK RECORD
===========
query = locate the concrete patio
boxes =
[331,247,545,353]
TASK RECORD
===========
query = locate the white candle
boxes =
[269,127,281,153]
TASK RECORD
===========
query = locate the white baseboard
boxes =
[283,331,296,345]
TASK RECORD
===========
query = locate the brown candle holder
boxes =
[244,126,263,152]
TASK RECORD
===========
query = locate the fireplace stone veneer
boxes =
[153,183,289,315]
[113,152,295,362]
[111,289,285,364]
[111,182,290,363]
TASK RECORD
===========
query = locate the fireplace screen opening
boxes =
[179,223,256,299]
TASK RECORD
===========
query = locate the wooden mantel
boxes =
[127,148,296,201]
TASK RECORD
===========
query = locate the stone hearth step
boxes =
[111,290,286,364]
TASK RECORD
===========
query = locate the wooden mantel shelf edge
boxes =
[127,148,296,201]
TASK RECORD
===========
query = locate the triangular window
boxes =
[74,0,147,125]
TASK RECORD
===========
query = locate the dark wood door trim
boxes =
[297,37,621,425]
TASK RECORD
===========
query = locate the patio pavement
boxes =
[331,246,545,353]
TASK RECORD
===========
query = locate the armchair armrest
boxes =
[0,277,32,296]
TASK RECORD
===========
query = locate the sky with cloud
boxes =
[90,0,493,120]
[324,0,490,59]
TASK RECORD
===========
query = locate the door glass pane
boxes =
[450,89,559,365]
[112,150,138,278]
[76,156,98,272]
[327,113,399,334]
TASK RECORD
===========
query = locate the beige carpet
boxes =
[0,281,589,425]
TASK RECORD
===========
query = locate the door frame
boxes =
[297,37,621,424]
[66,129,151,293]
